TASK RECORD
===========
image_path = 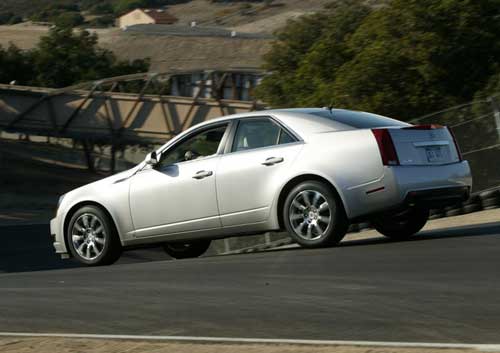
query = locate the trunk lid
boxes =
[388,126,461,166]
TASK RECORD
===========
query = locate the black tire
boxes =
[66,205,122,266]
[163,239,211,259]
[373,207,429,240]
[283,181,348,248]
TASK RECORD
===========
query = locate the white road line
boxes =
[0,332,499,351]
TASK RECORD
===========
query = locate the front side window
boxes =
[158,124,227,168]
[232,118,295,152]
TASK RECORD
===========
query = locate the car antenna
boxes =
[322,100,334,115]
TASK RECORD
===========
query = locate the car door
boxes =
[129,123,230,238]
[216,117,303,227]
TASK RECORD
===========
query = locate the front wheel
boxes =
[373,207,429,239]
[283,181,348,248]
[163,239,211,259]
[66,205,122,266]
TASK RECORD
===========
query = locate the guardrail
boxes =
[411,94,500,193]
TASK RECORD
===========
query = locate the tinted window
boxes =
[310,110,407,129]
[279,129,295,144]
[158,125,227,167]
[232,118,295,152]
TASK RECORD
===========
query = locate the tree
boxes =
[114,0,148,15]
[54,12,84,28]
[88,3,114,15]
[256,0,500,119]
[0,44,34,84]
[0,27,150,88]
[255,1,370,108]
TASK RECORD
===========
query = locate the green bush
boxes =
[54,12,85,28]
[88,14,115,27]
[256,0,500,119]
[88,3,114,15]
[0,12,15,24]
[8,15,23,24]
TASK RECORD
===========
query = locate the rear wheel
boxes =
[163,239,211,259]
[66,205,122,266]
[283,181,348,248]
[373,207,429,239]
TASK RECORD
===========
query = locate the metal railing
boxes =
[411,94,500,192]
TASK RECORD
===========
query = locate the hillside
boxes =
[0,24,272,71]
[0,0,336,31]
[0,1,383,77]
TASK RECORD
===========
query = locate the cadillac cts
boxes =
[50,108,472,265]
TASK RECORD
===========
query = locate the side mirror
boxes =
[145,151,158,166]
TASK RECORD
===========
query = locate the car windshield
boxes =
[309,110,408,129]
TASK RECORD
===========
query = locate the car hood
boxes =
[67,165,142,196]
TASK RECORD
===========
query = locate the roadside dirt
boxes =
[0,337,480,353]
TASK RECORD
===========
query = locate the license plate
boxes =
[425,146,444,162]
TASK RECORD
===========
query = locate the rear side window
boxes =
[310,110,407,129]
[232,118,296,152]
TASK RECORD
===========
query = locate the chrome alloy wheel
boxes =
[289,190,332,241]
[71,213,106,261]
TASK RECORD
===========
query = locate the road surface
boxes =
[0,221,499,343]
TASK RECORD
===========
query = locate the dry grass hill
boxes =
[0,0,343,73]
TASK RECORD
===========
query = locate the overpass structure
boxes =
[0,69,265,171]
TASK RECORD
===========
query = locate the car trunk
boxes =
[388,126,461,166]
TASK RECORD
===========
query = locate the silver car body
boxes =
[50,108,472,255]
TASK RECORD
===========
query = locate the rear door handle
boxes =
[262,157,284,166]
[193,170,213,179]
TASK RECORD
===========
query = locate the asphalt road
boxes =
[0,222,499,343]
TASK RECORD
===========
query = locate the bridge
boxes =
[0,69,265,172]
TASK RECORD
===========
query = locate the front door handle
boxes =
[193,170,213,179]
[262,157,284,166]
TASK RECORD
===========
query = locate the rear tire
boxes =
[373,207,429,239]
[66,205,122,266]
[163,239,211,259]
[283,181,348,248]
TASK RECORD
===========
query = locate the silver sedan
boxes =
[50,108,472,265]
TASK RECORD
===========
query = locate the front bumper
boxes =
[50,215,69,257]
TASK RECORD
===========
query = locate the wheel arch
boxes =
[276,173,349,230]
[62,200,121,256]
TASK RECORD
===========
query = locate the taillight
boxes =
[403,124,443,130]
[448,127,463,161]
[371,129,399,166]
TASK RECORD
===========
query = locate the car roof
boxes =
[186,108,356,140]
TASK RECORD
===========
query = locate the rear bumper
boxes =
[346,161,472,219]
[405,186,470,208]
[390,161,472,199]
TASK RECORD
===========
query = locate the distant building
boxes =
[118,9,178,30]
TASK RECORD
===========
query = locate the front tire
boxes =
[66,205,122,266]
[283,181,348,248]
[163,239,211,259]
[373,207,429,239]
